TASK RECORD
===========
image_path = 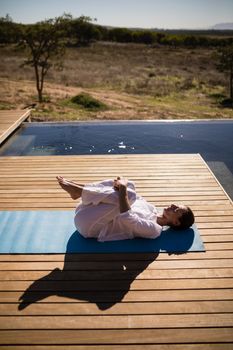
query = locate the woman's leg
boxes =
[56,176,83,200]
[57,176,136,204]
[75,202,119,238]
[82,183,136,206]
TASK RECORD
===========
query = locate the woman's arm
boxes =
[117,179,131,213]
[116,178,162,239]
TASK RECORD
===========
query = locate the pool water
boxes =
[1,120,232,158]
[1,122,141,156]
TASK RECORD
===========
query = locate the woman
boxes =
[56,176,194,242]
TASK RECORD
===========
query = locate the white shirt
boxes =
[74,180,162,242]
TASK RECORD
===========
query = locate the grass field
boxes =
[0,42,232,120]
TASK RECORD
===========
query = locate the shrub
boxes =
[70,93,107,110]
[220,98,233,108]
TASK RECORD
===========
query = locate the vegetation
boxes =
[0,14,233,120]
[70,93,108,110]
[0,15,20,43]
[1,14,233,48]
[1,41,232,121]
[215,45,233,104]
[67,16,101,46]
[19,17,68,102]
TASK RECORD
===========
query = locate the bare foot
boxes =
[56,176,82,200]
[59,177,84,187]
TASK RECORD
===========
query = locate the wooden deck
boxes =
[0,154,233,349]
[0,109,31,145]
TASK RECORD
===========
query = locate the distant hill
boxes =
[101,24,233,36]
[211,23,233,30]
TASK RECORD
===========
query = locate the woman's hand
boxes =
[113,177,128,191]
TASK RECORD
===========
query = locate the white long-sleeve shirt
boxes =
[74,179,162,242]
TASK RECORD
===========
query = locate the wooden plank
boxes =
[0,345,231,350]
[0,345,232,350]
[0,328,232,344]
[0,110,30,144]
[202,235,233,242]
[1,278,233,291]
[7,269,233,281]
[1,300,233,315]
[1,313,233,329]
[1,260,233,270]
[205,242,233,250]
[1,289,233,303]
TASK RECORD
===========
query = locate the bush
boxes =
[70,93,107,110]
[220,98,233,108]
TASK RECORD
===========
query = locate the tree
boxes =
[134,30,157,45]
[183,35,198,48]
[68,16,100,46]
[0,14,20,43]
[155,32,166,45]
[108,27,133,43]
[20,17,66,102]
[216,45,233,101]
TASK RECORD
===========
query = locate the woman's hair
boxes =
[172,206,195,230]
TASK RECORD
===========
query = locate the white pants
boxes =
[74,180,136,238]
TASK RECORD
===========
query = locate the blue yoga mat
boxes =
[0,210,205,254]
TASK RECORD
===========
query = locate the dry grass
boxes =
[0,42,232,120]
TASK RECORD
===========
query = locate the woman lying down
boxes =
[56,176,195,242]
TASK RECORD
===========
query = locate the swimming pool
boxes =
[0,120,232,156]
[1,120,233,199]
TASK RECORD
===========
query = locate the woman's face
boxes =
[162,204,188,226]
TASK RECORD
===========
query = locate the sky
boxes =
[0,0,233,29]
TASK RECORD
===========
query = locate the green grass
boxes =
[144,83,233,119]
